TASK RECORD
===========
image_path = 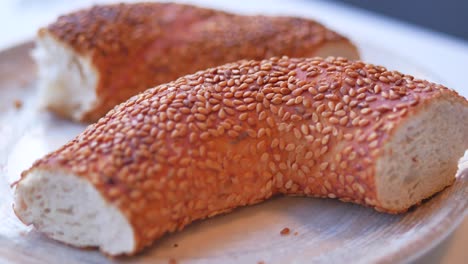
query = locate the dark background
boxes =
[332,0,468,41]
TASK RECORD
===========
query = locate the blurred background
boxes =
[1,0,468,46]
[0,0,466,51]
[333,0,468,41]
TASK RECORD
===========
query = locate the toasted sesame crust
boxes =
[18,56,467,255]
[40,2,358,122]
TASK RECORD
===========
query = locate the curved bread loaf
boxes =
[33,2,359,122]
[14,57,468,255]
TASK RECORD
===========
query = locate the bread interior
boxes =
[14,170,134,255]
[32,32,98,121]
[376,99,468,211]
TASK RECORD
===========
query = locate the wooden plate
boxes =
[0,42,466,264]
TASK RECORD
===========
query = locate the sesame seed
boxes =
[239,113,248,121]
[315,122,323,132]
[321,135,330,145]
[322,127,332,134]
[399,108,408,117]
[227,130,239,138]
[367,132,378,141]
[387,113,400,120]
[300,124,309,135]
[389,91,400,100]
[270,138,280,148]
[343,95,351,104]
[312,113,319,123]
[381,91,389,99]
[199,131,210,141]
[369,140,378,148]
[351,117,360,126]
[339,116,349,126]
[356,93,366,100]
[279,163,288,170]
[360,108,372,115]
[329,117,339,124]
[343,133,354,140]
[285,180,293,189]
[320,146,328,155]
[266,117,275,127]
[353,183,366,194]
[318,85,329,93]
[317,104,326,114]
[345,77,356,86]
[273,154,281,162]
[335,102,344,111]
[335,110,346,117]
[314,94,325,100]
[292,88,304,96]
[257,140,267,150]
[293,128,302,139]
[324,180,332,190]
[285,143,296,151]
[358,119,369,127]
[321,111,333,118]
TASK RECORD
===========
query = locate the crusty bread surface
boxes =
[15,57,468,255]
[33,2,359,122]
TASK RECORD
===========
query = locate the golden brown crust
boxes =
[41,2,358,122]
[20,56,467,255]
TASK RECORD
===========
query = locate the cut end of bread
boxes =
[314,41,360,61]
[13,169,135,255]
[32,31,98,122]
[376,98,468,212]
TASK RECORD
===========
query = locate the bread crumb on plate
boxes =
[280,227,291,236]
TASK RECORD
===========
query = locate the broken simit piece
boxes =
[33,2,359,122]
[14,57,468,256]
